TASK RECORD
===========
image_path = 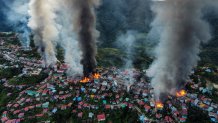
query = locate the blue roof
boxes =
[81,87,85,92]
[77,97,82,102]
[139,115,145,121]
[52,108,57,113]
[211,118,216,122]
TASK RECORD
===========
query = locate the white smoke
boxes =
[116,30,138,92]
[57,0,83,76]
[117,30,137,69]
[28,0,59,67]
[3,0,30,48]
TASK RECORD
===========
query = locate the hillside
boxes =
[200,9,218,66]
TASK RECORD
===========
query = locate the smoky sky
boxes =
[0,0,13,31]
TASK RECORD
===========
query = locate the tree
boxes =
[186,104,211,123]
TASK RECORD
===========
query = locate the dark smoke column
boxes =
[74,0,100,76]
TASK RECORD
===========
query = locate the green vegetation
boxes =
[0,58,8,64]
[0,67,22,79]
[212,88,218,103]
[18,49,41,59]
[200,40,218,66]
[200,11,218,66]
[56,45,65,62]
[57,108,140,123]
[187,104,211,123]
[2,36,20,46]
[97,48,125,67]
[0,85,8,113]
[0,84,20,115]
[9,72,48,85]
[0,32,14,37]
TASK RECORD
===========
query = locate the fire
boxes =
[176,90,187,97]
[93,73,100,79]
[80,77,90,83]
[155,102,164,109]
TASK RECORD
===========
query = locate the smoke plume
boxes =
[71,0,100,76]
[147,0,213,100]
[3,0,31,49]
[117,30,137,68]
[28,0,59,67]
[116,30,137,91]
[56,0,83,76]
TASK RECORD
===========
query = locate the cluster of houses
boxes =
[0,33,218,123]
[2,64,217,122]
[0,37,44,79]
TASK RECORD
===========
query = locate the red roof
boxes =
[5,119,14,123]
[13,110,21,114]
[128,104,133,108]
[105,105,111,109]
[156,114,162,119]
[78,112,83,118]
[18,113,24,117]
[61,64,69,69]
[83,103,88,107]
[15,119,21,123]
[78,105,82,109]
[3,111,8,114]
[24,107,29,111]
[79,102,84,105]
[97,114,106,121]
[144,105,151,111]
[1,117,8,122]
[29,106,35,109]
[180,118,186,122]
[42,90,48,94]
[14,104,19,107]
[138,101,145,106]
[35,114,44,117]
[36,104,41,107]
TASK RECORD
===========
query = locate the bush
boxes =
[9,72,48,85]
[0,67,22,79]
[187,104,211,123]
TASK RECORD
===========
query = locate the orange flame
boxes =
[155,102,164,109]
[93,73,100,79]
[176,90,187,97]
[80,77,90,83]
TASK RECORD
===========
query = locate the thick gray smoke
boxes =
[28,0,59,67]
[147,0,214,100]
